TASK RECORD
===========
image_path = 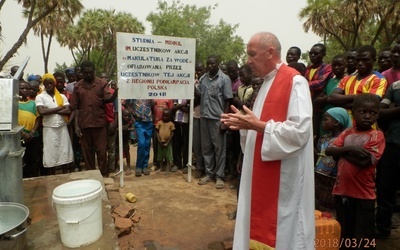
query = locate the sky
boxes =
[0,0,321,76]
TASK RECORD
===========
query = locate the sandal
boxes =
[143,168,150,175]
[125,169,132,176]
[198,176,211,185]
[215,178,225,189]
[134,169,142,177]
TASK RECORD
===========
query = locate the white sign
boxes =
[117,33,196,99]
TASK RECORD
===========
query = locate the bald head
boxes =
[246,32,282,77]
[257,32,281,58]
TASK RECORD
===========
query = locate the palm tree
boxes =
[28,0,83,73]
[57,9,145,76]
[0,0,7,40]
[299,0,400,51]
[0,0,59,71]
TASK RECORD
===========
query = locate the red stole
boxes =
[250,64,299,247]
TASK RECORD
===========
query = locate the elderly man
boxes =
[221,32,315,249]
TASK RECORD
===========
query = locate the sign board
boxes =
[117,33,196,99]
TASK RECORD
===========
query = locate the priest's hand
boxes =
[221,105,265,132]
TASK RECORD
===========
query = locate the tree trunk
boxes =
[0,3,57,71]
[41,30,53,73]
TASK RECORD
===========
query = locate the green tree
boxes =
[324,38,349,63]
[0,0,61,71]
[28,0,83,73]
[299,0,400,52]
[57,9,145,76]
[146,0,245,64]
[53,62,70,74]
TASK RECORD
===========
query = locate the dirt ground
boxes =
[115,171,237,249]
[112,144,238,250]
[110,144,400,250]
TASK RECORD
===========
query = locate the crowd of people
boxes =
[302,40,400,247]
[4,30,400,249]
[11,61,119,178]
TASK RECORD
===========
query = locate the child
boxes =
[315,107,352,212]
[121,99,137,145]
[233,64,253,111]
[321,54,346,111]
[122,109,134,176]
[28,80,41,100]
[314,54,347,136]
[155,108,175,174]
[326,93,385,248]
[18,81,41,178]
[152,99,173,171]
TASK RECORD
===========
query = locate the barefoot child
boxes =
[155,108,175,174]
[326,93,385,247]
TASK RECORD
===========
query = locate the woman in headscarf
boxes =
[315,107,352,213]
[35,73,73,175]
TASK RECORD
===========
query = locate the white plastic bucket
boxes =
[52,179,103,248]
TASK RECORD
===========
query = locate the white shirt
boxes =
[35,92,69,127]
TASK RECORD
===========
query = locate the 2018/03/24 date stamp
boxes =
[315,238,376,248]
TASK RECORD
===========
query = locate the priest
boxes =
[221,32,315,250]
